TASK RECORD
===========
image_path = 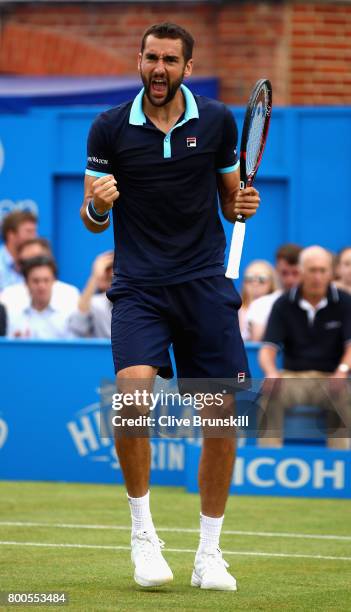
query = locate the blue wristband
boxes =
[86,200,109,225]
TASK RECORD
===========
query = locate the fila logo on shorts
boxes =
[237,372,246,383]
[187,137,197,148]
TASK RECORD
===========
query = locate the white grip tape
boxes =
[225,221,246,279]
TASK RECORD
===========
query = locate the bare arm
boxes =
[258,344,281,377]
[217,170,260,223]
[78,252,114,313]
[330,343,351,378]
[80,174,119,234]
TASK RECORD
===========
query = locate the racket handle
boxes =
[225,179,247,279]
[225,218,246,279]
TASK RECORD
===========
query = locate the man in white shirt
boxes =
[246,243,302,341]
[7,256,76,339]
[0,210,37,291]
[0,238,79,313]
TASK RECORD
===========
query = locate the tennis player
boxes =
[81,23,260,591]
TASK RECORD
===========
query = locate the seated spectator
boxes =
[6,256,76,339]
[335,247,351,294]
[258,245,351,450]
[69,252,113,338]
[246,243,302,341]
[0,210,37,291]
[239,260,277,340]
[0,303,6,335]
[0,238,79,313]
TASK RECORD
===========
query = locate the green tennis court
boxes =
[1,482,350,611]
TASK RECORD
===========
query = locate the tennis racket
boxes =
[225,78,272,279]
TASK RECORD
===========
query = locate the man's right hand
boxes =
[92,175,119,214]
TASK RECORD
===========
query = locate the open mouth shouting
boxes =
[150,77,168,98]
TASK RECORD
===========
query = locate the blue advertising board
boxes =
[185,442,351,499]
[0,339,349,498]
[0,339,185,486]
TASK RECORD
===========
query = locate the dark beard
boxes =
[141,72,184,107]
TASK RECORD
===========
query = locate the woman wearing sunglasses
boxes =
[239,260,278,341]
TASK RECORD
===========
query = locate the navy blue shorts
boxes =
[109,276,249,381]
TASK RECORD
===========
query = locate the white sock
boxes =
[127,490,155,536]
[198,513,224,552]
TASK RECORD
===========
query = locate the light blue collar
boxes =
[129,84,199,125]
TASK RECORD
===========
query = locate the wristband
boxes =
[337,363,350,374]
[86,200,109,225]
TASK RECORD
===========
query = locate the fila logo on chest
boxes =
[186,137,197,148]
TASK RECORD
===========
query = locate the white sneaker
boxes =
[131,530,173,587]
[191,547,237,591]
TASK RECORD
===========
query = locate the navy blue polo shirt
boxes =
[85,85,239,289]
[263,285,351,372]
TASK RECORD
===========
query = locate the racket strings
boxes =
[246,90,269,176]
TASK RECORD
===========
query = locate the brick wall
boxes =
[1,1,350,105]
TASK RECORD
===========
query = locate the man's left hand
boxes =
[234,186,260,219]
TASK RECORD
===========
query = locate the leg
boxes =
[323,380,351,450]
[110,286,174,587]
[193,409,237,592]
[114,364,173,587]
[258,371,316,448]
[199,434,236,517]
[114,365,156,497]
[170,277,244,591]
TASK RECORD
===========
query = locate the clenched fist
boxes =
[92,174,119,214]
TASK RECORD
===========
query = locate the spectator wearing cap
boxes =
[258,246,351,450]
[6,256,76,339]
[0,238,79,313]
[0,210,37,291]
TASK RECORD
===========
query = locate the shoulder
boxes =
[247,290,281,321]
[0,283,28,308]
[335,287,351,308]
[250,290,281,311]
[54,280,80,298]
[89,101,133,131]
[195,95,226,112]
[269,290,292,314]
[195,96,235,120]
[52,281,79,310]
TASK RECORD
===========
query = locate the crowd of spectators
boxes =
[0,210,350,346]
[0,210,112,339]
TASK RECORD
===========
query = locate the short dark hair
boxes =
[141,22,194,63]
[1,210,37,242]
[22,256,57,281]
[275,243,302,266]
[18,237,52,256]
